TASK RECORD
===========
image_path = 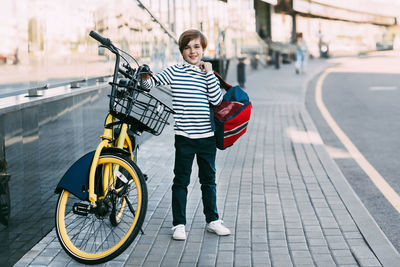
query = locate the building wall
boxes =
[268,0,398,56]
[296,17,387,56]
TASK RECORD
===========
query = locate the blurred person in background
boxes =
[294,32,308,74]
[258,25,268,42]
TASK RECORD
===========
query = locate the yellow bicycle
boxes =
[54,31,173,264]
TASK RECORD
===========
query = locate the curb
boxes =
[302,65,400,267]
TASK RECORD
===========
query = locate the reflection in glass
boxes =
[0,0,264,97]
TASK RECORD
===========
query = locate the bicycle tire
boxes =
[55,152,147,264]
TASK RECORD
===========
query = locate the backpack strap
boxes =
[210,72,230,132]
[214,72,232,90]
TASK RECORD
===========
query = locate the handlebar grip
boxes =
[89,30,112,47]
[118,68,133,79]
[138,65,153,77]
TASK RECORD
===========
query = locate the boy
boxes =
[141,29,230,240]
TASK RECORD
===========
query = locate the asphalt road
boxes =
[305,53,400,252]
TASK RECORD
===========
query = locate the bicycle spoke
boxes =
[90,219,101,251]
[103,218,123,243]
[80,217,97,250]
[68,216,92,243]
[98,221,105,252]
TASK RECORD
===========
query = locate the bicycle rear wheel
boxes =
[55,153,147,264]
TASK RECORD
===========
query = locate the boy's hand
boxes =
[200,61,213,73]
[139,64,152,80]
[140,73,151,80]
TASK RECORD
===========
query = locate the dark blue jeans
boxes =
[172,135,219,226]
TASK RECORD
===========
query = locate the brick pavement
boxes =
[15,59,399,266]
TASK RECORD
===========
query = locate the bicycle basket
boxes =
[109,86,173,136]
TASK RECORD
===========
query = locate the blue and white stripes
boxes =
[141,63,223,139]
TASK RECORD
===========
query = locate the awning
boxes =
[292,0,396,25]
[261,0,278,5]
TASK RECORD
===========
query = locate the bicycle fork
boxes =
[88,114,130,206]
[85,115,144,233]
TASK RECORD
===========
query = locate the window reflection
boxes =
[0,0,263,97]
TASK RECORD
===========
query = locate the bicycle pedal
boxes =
[73,203,90,216]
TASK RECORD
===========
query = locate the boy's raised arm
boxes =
[140,67,174,90]
[206,72,223,106]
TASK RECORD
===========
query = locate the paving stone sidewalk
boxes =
[15,59,399,266]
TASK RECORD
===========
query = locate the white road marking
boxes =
[315,69,400,214]
[369,86,398,91]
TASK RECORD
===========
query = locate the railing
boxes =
[25,75,113,97]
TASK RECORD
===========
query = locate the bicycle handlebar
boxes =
[89,30,112,47]
[89,30,152,92]
[118,68,132,80]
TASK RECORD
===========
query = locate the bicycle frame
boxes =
[86,44,134,206]
[87,114,135,205]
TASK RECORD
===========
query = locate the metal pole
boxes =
[291,12,297,43]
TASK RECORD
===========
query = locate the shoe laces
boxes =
[210,219,224,226]
[172,224,185,231]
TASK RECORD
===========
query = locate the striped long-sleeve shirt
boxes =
[141,63,223,139]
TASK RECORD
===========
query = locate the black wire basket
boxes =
[109,86,174,136]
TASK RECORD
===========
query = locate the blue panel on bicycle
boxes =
[55,151,95,201]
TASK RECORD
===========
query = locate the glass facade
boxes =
[0,0,264,97]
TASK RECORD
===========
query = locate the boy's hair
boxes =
[178,29,207,54]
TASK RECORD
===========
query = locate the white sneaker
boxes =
[172,224,186,240]
[206,220,231,236]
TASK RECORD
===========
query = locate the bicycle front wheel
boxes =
[55,153,147,264]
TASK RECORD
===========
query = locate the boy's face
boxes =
[182,38,204,66]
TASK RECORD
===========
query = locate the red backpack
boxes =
[212,73,252,150]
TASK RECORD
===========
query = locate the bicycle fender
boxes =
[55,151,95,201]
[102,147,131,158]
